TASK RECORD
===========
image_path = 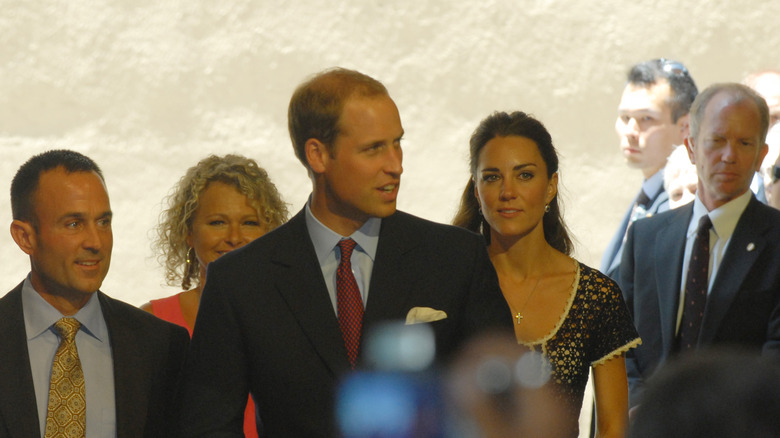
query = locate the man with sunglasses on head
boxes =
[601,59,699,281]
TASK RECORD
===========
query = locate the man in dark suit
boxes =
[601,58,698,280]
[0,150,189,437]
[179,68,513,437]
[620,83,780,409]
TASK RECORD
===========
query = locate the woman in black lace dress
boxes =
[454,111,640,438]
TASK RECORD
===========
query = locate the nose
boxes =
[722,141,737,163]
[384,145,403,177]
[225,224,244,247]
[82,223,104,253]
[500,179,517,200]
[617,117,639,140]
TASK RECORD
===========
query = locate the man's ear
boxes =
[677,114,691,140]
[684,136,696,165]
[10,220,36,256]
[305,139,329,174]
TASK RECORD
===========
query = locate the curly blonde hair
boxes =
[154,154,289,290]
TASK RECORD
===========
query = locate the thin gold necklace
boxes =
[515,276,542,324]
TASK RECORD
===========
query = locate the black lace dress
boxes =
[517,262,641,436]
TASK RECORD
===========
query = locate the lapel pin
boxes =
[747,242,755,252]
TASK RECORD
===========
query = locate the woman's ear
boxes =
[546,172,559,204]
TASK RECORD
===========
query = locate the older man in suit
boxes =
[179,68,513,437]
[0,150,189,437]
[620,83,780,409]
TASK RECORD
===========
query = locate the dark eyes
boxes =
[481,172,534,182]
[64,217,111,229]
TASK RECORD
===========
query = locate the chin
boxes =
[372,205,397,218]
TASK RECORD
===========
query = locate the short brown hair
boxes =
[288,67,388,170]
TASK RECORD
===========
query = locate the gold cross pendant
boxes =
[516,313,523,324]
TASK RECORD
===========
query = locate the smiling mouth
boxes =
[379,184,398,193]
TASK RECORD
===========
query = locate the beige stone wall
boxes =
[2,0,779,307]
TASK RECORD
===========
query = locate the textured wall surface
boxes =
[2,1,779,306]
[2,1,778,434]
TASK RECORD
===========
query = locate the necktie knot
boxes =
[338,238,357,262]
[54,317,81,343]
[697,215,712,236]
[636,190,652,208]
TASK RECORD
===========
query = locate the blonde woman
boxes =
[142,154,288,437]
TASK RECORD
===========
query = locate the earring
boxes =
[544,204,550,213]
[186,247,195,264]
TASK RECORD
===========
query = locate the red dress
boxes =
[150,293,259,437]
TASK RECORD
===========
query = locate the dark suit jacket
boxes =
[0,284,190,438]
[619,196,780,407]
[179,209,513,437]
[601,188,669,280]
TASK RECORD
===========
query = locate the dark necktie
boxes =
[630,189,652,222]
[45,317,86,438]
[337,238,364,368]
[677,215,712,351]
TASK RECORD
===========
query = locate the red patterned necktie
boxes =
[45,317,86,438]
[337,238,364,368]
[678,215,712,351]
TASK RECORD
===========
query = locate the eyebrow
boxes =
[480,163,538,173]
[59,211,113,221]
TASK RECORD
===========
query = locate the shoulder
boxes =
[98,293,189,341]
[633,203,690,234]
[384,210,485,246]
[575,262,622,297]
[211,210,308,268]
[0,283,23,308]
[577,262,618,287]
[745,197,780,224]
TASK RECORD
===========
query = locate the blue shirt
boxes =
[22,277,116,437]
[304,201,380,314]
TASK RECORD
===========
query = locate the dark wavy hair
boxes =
[453,111,573,255]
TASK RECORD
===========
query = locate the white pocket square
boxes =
[405,307,447,325]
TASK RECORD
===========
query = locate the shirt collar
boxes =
[22,275,108,343]
[689,190,752,239]
[304,199,380,264]
[642,169,666,200]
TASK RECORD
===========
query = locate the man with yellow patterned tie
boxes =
[0,150,189,438]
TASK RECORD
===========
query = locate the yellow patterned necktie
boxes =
[45,317,86,438]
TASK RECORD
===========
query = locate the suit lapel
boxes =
[700,198,766,344]
[363,212,420,325]
[602,203,632,274]
[654,205,692,353]
[0,284,42,438]
[271,211,351,376]
[100,293,149,438]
